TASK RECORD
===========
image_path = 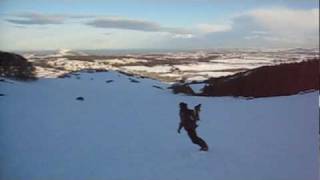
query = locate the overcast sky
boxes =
[0,0,318,51]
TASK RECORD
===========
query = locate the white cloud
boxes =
[172,7,317,49]
[188,7,318,48]
[195,7,319,48]
[251,30,269,35]
[241,8,319,47]
[196,23,232,33]
[171,33,194,39]
[244,35,261,40]
[245,8,319,35]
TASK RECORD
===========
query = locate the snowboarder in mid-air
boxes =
[177,102,208,151]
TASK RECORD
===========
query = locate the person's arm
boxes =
[177,123,183,133]
[194,111,200,121]
[194,104,201,121]
[177,111,183,133]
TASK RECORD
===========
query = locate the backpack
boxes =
[193,104,201,122]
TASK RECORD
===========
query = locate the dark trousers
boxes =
[186,129,208,149]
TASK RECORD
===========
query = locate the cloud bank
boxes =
[165,7,319,48]
[86,17,191,36]
[5,12,93,25]
[234,8,319,46]
[3,7,319,49]
[6,12,65,25]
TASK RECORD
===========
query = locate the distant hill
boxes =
[170,59,319,98]
[0,51,37,80]
[200,59,319,98]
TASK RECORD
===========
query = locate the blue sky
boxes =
[0,0,318,51]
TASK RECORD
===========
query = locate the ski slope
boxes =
[0,71,318,180]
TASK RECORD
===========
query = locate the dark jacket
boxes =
[179,109,197,130]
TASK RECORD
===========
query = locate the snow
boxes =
[186,71,235,78]
[0,71,318,180]
[22,53,36,59]
[47,59,113,72]
[122,65,173,73]
[189,83,206,93]
[42,49,73,58]
[24,49,318,83]
[99,58,147,65]
[184,75,209,82]
[174,63,253,72]
[159,73,181,77]
[210,57,273,65]
[35,66,69,78]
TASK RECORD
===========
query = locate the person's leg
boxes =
[198,137,208,151]
[187,129,208,150]
[187,129,199,144]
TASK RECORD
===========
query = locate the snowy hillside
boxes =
[22,48,319,82]
[0,71,318,180]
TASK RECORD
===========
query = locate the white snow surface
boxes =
[174,63,247,71]
[122,65,174,73]
[0,71,318,180]
[102,58,148,65]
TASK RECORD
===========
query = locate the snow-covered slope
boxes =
[0,72,318,180]
[22,48,319,82]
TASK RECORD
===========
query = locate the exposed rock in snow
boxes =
[129,77,140,83]
[0,51,37,80]
[105,80,114,83]
[200,59,319,97]
[76,96,84,101]
[169,83,195,95]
